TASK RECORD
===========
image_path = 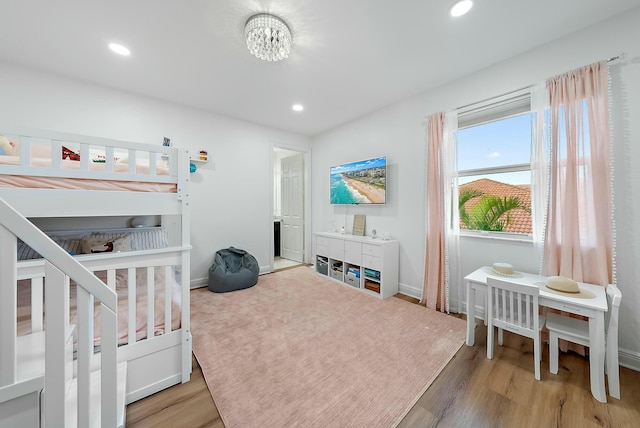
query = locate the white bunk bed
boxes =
[0,128,192,427]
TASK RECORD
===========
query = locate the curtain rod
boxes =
[607,53,626,63]
[456,53,625,112]
[456,85,532,113]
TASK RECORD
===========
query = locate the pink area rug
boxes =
[191,267,466,428]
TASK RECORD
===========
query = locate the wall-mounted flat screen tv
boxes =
[330,156,386,204]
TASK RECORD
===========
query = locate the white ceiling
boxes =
[0,0,639,136]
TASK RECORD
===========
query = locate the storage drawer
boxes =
[316,236,331,247]
[330,268,343,281]
[330,261,343,277]
[362,243,382,257]
[344,273,360,288]
[362,254,382,270]
[316,244,329,257]
[316,256,328,276]
[364,280,381,294]
[344,241,362,264]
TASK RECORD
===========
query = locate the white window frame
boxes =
[456,89,534,240]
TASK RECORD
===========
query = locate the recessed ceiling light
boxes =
[108,43,131,56]
[449,0,473,17]
[292,104,304,112]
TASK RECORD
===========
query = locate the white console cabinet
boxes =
[314,232,399,299]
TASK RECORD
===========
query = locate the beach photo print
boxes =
[330,157,386,204]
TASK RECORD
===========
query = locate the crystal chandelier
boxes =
[244,13,292,62]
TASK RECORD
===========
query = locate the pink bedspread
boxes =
[0,155,177,192]
[17,267,182,346]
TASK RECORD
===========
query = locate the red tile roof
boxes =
[459,179,532,234]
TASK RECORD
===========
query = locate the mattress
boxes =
[17,267,182,346]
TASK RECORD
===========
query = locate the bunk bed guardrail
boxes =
[0,127,179,183]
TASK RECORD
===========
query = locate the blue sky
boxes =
[458,113,532,169]
[458,113,532,185]
[331,156,386,174]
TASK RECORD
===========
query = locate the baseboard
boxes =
[190,277,207,289]
[448,302,462,314]
[191,267,271,289]
[259,265,271,275]
[459,301,486,320]
[619,347,640,372]
[398,283,421,300]
[399,285,462,313]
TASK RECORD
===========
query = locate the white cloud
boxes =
[488,151,500,158]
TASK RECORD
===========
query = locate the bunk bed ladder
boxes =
[0,196,123,427]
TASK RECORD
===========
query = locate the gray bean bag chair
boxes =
[208,247,259,293]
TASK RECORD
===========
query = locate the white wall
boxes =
[0,62,312,285]
[312,8,640,369]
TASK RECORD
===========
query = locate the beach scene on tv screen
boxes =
[330,157,386,204]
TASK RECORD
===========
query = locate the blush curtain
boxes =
[530,81,550,267]
[542,61,613,286]
[422,112,460,312]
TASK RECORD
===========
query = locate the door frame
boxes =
[269,142,312,273]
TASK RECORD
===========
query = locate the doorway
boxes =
[273,147,305,271]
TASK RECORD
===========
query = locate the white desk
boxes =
[465,266,609,403]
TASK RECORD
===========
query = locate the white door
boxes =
[281,153,304,262]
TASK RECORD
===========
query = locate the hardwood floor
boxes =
[126,295,640,428]
[126,355,223,428]
[399,317,640,427]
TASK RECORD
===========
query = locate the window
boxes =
[456,91,533,237]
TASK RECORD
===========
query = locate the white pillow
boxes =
[89,232,126,240]
[130,229,168,251]
[88,228,168,251]
[81,235,131,254]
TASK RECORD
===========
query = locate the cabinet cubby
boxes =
[314,232,399,299]
[344,263,361,289]
[330,261,344,281]
[364,279,381,294]
[316,255,328,276]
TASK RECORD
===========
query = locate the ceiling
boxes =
[0,0,639,136]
